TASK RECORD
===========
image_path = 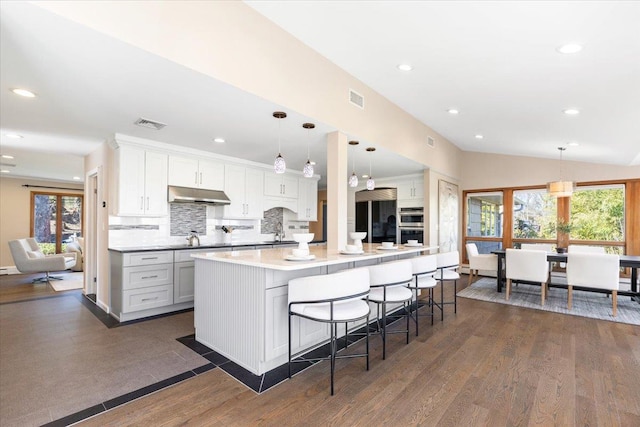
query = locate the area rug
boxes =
[458,277,640,326]
[50,272,84,292]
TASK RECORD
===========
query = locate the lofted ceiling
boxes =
[1,1,639,186]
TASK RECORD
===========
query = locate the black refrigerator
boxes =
[355,188,398,244]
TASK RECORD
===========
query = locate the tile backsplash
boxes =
[109,205,309,247]
[170,204,206,236]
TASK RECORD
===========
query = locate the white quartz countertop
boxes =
[191,243,436,271]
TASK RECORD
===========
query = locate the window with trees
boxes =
[31,192,83,254]
[512,189,557,240]
[569,184,625,254]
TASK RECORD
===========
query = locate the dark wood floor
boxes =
[76,279,640,427]
[0,270,73,304]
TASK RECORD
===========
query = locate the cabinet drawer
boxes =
[122,284,173,313]
[122,264,173,290]
[123,251,173,267]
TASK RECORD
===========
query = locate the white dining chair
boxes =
[566,252,620,317]
[288,268,371,395]
[520,243,554,252]
[567,245,605,254]
[465,243,498,286]
[505,249,549,305]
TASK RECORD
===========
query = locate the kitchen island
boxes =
[192,243,435,375]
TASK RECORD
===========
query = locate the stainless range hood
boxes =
[167,185,231,205]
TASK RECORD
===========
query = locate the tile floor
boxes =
[0,291,208,426]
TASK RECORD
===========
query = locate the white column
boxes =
[326,131,348,251]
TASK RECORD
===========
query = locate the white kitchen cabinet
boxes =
[397,178,424,207]
[264,174,298,199]
[168,156,224,190]
[173,248,226,304]
[114,145,168,216]
[110,250,179,321]
[297,178,318,221]
[224,165,264,218]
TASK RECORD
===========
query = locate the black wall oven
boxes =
[398,207,424,244]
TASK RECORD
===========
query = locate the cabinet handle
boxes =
[195,171,198,185]
[141,257,158,260]
[141,297,159,302]
[146,197,150,210]
[140,196,144,210]
[141,275,159,280]
[200,172,203,185]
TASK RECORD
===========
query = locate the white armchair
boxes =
[8,238,76,282]
[64,237,84,272]
[465,243,497,285]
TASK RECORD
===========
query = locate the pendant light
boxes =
[348,140,359,187]
[366,147,376,190]
[273,111,287,174]
[547,146,574,197]
[302,123,315,178]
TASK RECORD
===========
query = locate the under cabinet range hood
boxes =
[167,185,231,205]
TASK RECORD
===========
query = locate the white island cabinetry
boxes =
[193,244,433,375]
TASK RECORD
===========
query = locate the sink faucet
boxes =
[275,222,283,242]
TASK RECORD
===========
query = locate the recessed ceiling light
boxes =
[475,134,484,139]
[213,137,225,143]
[73,176,81,180]
[5,133,23,139]
[557,43,583,54]
[0,170,10,174]
[362,174,369,178]
[563,109,580,115]
[567,142,580,147]
[310,161,316,166]
[447,109,459,115]
[1,154,15,159]
[397,63,413,71]
[12,88,36,98]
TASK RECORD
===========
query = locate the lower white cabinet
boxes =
[111,249,195,322]
[174,262,195,304]
[123,284,173,313]
[173,248,226,304]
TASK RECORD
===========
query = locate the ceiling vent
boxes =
[134,117,166,130]
[349,89,364,109]
[427,136,435,148]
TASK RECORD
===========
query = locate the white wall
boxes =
[461,151,640,190]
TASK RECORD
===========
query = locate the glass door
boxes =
[31,192,83,254]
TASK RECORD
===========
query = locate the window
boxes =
[513,189,557,239]
[31,192,83,254]
[569,184,625,254]
[466,192,503,237]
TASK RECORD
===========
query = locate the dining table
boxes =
[491,250,640,302]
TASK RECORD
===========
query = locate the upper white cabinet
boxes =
[224,165,264,218]
[168,156,224,190]
[265,174,298,199]
[397,177,424,207]
[114,145,168,216]
[297,178,318,221]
